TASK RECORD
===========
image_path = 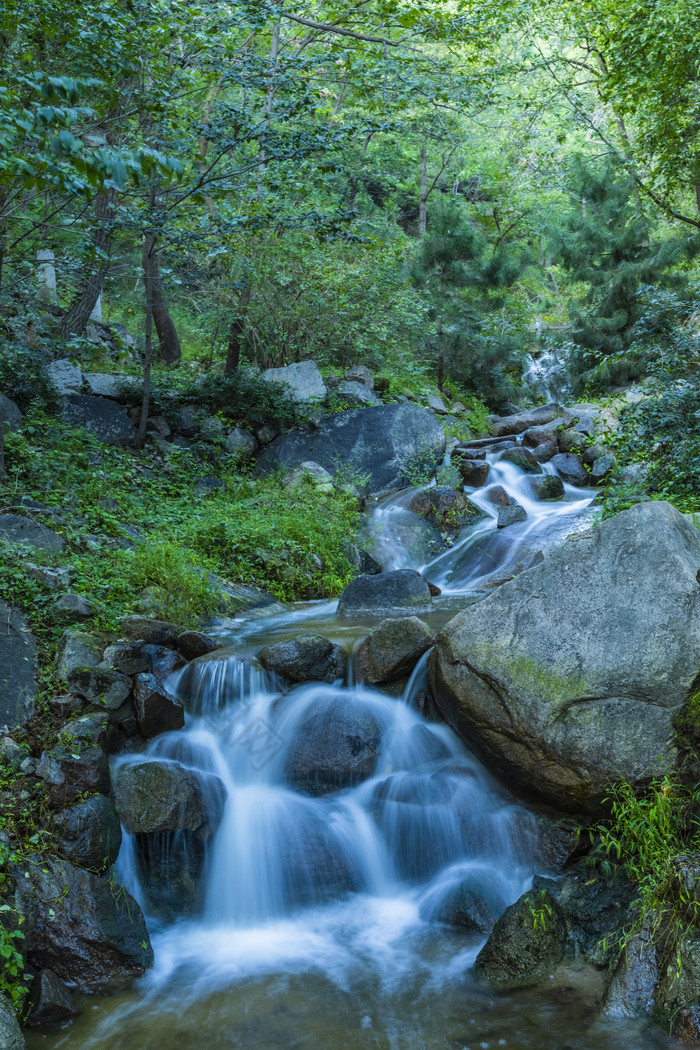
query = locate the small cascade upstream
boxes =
[31,443,671,1050]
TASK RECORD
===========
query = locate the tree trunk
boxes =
[60,187,117,339]
[419,147,428,235]
[141,239,181,365]
[224,282,252,376]
[695,184,700,220]
[0,426,5,479]
[135,232,155,450]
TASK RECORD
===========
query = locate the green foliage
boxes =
[554,157,694,391]
[411,204,528,406]
[191,476,362,602]
[593,774,700,951]
[528,890,553,932]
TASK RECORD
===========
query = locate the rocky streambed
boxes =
[1,398,696,1049]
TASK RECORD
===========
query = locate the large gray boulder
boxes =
[255,404,446,497]
[261,361,326,404]
[429,502,700,813]
[52,795,122,872]
[0,602,37,726]
[337,569,433,619]
[16,859,153,988]
[60,395,134,446]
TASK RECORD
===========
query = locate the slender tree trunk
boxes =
[0,427,5,479]
[224,283,252,376]
[135,232,155,449]
[60,187,117,337]
[437,316,444,390]
[419,147,428,235]
[141,236,181,365]
[257,23,281,186]
[695,185,700,220]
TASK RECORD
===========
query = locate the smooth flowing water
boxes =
[28,446,676,1050]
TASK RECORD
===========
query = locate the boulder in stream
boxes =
[284,696,381,795]
[52,795,122,872]
[498,447,542,474]
[551,452,589,486]
[258,634,346,684]
[337,569,433,619]
[489,404,561,437]
[16,858,153,988]
[474,888,567,985]
[529,474,565,501]
[114,759,226,835]
[0,993,24,1048]
[497,504,527,528]
[430,501,700,813]
[27,969,79,1027]
[355,616,434,684]
[407,487,485,531]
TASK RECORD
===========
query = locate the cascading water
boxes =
[29,444,673,1050]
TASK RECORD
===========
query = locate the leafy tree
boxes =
[411,203,526,405]
[553,157,693,389]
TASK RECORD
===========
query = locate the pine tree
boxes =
[411,204,526,406]
[554,157,691,389]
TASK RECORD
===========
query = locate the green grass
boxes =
[1,410,364,639]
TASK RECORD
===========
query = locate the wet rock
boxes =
[489,404,561,437]
[224,427,257,462]
[498,447,543,474]
[407,487,484,531]
[430,501,700,813]
[522,421,564,463]
[141,644,185,679]
[256,404,446,498]
[0,993,25,1047]
[57,631,103,680]
[284,697,381,795]
[50,593,96,623]
[114,760,225,834]
[563,403,601,428]
[60,395,135,446]
[67,668,132,710]
[0,602,37,727]
[176,630,220,661]
[337,570,433,619]
[355,616,433,684]
[261,360,326,404]
[419,876,498,932]
[426,391,450,414]
[121,616,183,647]
[52,795,122,871]
[258,634,346,684]
[536,865,636,967]
[453,458,490,488]
[484,485,511,506]
[497,504,527,528]
[474,888,567,986]
[551,452,589,486]
[601,920,658,1018]
[452,446,486,461]
[39,716,111,797]
[345,364,374,389]
[0,514,65,553]
[16,858,153,988]
[133,674,185,737]
[529,474,565,501]
[28,969,79,1027]
[0,393,21,434]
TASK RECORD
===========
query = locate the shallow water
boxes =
[26,446,674,1050]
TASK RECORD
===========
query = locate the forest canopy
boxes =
[2,0,700,409]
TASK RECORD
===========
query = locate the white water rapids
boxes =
[30,445,675,1050]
